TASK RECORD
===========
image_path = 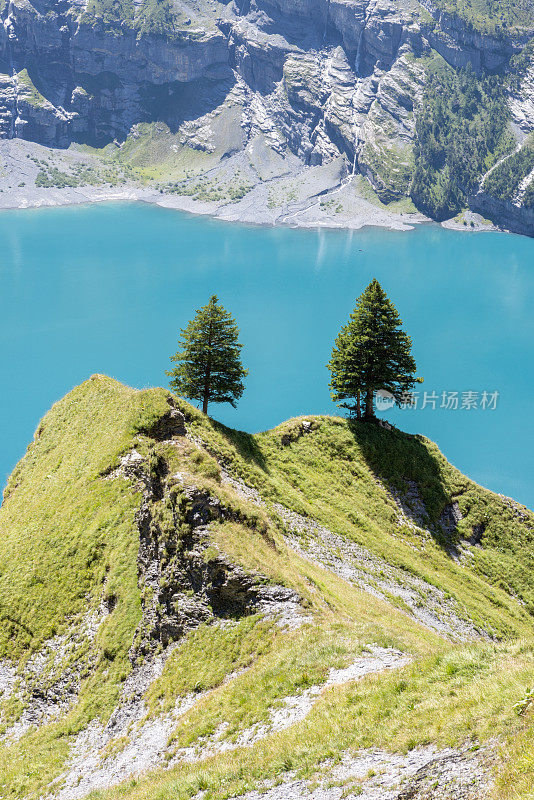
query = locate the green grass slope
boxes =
[0,376,532,799]
[189,409,534,638]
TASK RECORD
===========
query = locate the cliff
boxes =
[0,0,532,231]
[0,376,533,798]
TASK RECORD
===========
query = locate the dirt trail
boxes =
[55,648,411,799]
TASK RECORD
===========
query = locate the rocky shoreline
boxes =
[0,0,531,237]
[0,138,502,235]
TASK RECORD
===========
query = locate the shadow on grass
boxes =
[1,610,34,639]
[347,419,455,549]
[212,421,269,473]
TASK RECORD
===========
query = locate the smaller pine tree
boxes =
[167,295,248,416]
[328,279,421,419]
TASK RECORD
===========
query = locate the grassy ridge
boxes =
[0,377,168,661]
[0,378,173,796]
[0,376,532,798]
[183,408,534,638]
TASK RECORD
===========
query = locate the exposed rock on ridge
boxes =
[111,414,306,660]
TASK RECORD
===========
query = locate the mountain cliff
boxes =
[0,0,532,232]
[0,375,533,798]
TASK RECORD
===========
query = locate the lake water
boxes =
[1,202,533,507]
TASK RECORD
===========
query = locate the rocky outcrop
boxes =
[133,473,301,657]
[0,0,231,145]
[356,51,425,199]
[471,189,534,236]
[113,417,304,660]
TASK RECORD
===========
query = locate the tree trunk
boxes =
[356,390,361,420]
[203,318,213,416]
[364,387,375,419]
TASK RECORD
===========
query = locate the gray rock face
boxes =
[119,411,305,660]
[471,189,534,237]
[0,0,532,231]
[0,0,525,148]
[357,51,425,199]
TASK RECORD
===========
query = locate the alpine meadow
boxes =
[0,0,533,795]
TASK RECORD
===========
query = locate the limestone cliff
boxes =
[0,0,532,229]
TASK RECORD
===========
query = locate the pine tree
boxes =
[328,279,421,419]
[167,295,248,416]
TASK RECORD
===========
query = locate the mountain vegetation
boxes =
[83,0,135,27]
[0,376,532,799]
[167,295,248,415]
[508,39,534,92]
[133,0,178,37]
[411,66,514,220]
[432,0,534,34]
[523,177,534,208]
[483,134,534,202]
[328,280,420,419]
[82,0,185,36]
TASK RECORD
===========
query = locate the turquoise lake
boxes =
[1,202,533,507]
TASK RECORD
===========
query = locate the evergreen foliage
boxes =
[411,66,513,220]
[83,0,180,35]
[328,280,421,419]
[84,0,134,26]
[167,295,248,415]
[134,0,178,36]
[508,39,534,93]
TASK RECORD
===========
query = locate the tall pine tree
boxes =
[328,279,421,419]
[167,295,248,416]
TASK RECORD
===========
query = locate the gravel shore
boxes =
[0,138,498,235]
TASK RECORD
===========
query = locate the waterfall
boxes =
[355,24,365,76]
[3,1,19,138]
[322,0,332,45]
